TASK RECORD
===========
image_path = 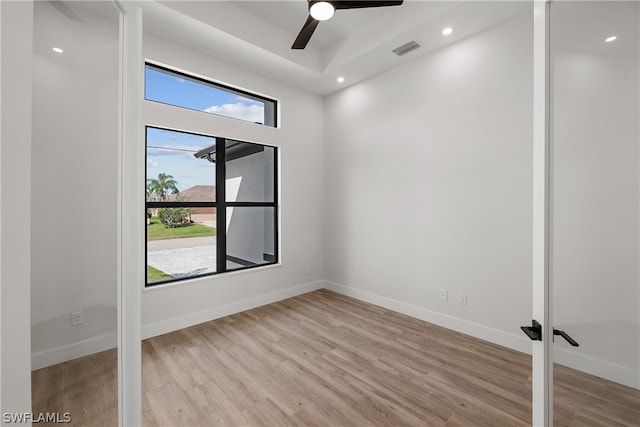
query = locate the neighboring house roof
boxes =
[169,185,216,202]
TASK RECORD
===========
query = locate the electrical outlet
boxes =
[458,293,468,305]
[71,311,84,326]
[439,289,448,301]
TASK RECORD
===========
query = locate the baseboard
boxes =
[32,281,323,369]
[554,347,639,389]
[32,333,116,370]
[323,280,531,353]
[142,280,324,340]
[324,280,639,390]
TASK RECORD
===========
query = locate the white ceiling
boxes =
[551,1,639,58]
[39,1,638,97]
[142,1,531,95]
[33,1,120,77]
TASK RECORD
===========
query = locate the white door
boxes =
[529,1,639,425]
[549,0,639,425]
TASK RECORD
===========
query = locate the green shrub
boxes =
[157,207,189,228]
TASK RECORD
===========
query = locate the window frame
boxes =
[145,62,278,127]
[145,126,279,287]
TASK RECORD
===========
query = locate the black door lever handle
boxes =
[521,321,579,347]
[553,329,579,347]
[521,319,542,341]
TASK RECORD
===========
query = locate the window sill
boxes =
[142,262,283,293]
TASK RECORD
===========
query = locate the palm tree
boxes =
[147,173,179,202]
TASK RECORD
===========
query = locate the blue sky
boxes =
[146,67,264,191]
[146,127,215,193]
[146,67,265,122]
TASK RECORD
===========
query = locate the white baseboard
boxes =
[141,280,324,340]
[554,348,639,389]
[31,333,117,370]
[324,280,531,353]
[324,280,639,390]
[32,281,323,370]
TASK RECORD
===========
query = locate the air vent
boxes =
[392,40,421,56]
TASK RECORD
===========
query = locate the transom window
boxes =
[145,63,277,127]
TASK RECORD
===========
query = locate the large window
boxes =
[146,127,278,286]
[145,63,277,127]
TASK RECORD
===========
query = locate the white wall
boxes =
[30,2,120,369]
[324,8,639,388]
[1,0,33,420]
[141,31,325,337]
[552,47,639,384]
[324,16,534,349]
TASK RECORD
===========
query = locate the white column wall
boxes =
[1,1,33,422]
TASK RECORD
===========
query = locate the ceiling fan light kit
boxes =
[310,1,335,21]
[292,0,404,50]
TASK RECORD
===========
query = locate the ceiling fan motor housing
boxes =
[309,1,335,21]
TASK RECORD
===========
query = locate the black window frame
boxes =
[145,126,279,287]
[145,62,278,127]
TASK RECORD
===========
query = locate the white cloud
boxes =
[233,95,261,105]
[146,157,159,167]
[203,102,264,124]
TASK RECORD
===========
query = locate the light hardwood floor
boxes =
[32,289,640,426]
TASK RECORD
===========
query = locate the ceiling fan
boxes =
[292,0,404,49]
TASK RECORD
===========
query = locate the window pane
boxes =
[146,127,216,202]
[146,127,218,285]
[225,140,275,203]
[147,208,217,284]
[145,64,276,126]
[226,207,276,270]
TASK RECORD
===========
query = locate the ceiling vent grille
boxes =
[392,40,421,56]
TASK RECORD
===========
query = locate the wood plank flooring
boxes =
[31,347,117,426]
[32,289,640,426]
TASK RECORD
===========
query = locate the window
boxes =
[145,63,277,127]
[146,127,278,286]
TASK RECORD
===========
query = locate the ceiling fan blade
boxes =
[334,0,403,9]
[292,15,320,49]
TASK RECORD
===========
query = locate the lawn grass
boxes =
[147,217,216,240]
[147,265,172,282]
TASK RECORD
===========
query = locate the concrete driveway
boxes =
[147,236,215,251]
[147,236,217,278]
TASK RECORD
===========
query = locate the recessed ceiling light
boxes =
[310,1,335,21]
[605,36,617,43]
[52,47,64,53]
[337,76,345,83]
[442,27,453,36]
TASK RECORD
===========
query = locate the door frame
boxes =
[116,2,143,426]
[532,0,553,425]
